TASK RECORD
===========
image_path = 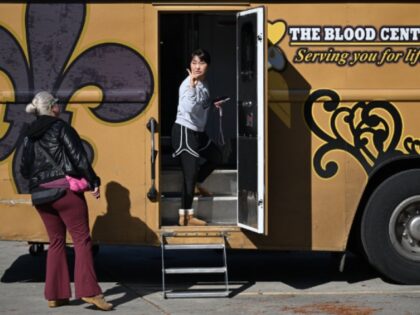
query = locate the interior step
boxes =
[161,196,237,225]
[161,169,237,196]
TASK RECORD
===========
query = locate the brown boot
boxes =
[186,209,207,226]
[178,209,187,226]
[187,214,207,226]
[48,299,69,308]
[195,184,213,197]
[82,294,113,311]
[178,214,188,226]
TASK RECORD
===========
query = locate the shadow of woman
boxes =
[90,181,160,306]
[91,181,157,245]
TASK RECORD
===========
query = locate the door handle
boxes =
[241,100,253,108]
[147,117,158,202]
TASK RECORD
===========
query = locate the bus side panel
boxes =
[0,3,157,245]
[241,2,420,251]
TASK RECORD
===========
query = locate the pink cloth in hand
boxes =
[65,175,89,192]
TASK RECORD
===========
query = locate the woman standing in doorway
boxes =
[172,49,224,226]
[20,91,112,311]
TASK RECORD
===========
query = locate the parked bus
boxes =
[1,1,420,284]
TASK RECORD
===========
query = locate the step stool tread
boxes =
[165,267,227,274]
[164,244,225,250]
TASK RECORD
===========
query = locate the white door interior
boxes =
[236,6,266,234]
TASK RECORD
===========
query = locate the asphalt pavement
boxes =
[1,240,420,315]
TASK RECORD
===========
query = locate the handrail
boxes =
[147,117,158,202]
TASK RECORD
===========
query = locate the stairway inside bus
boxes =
[159,12,238,226]
[160,137,237,226]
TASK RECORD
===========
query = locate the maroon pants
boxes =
[36,189,102,300]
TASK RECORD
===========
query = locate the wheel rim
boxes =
[389,195,420,261]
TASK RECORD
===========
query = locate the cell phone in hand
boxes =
[215,96,231,104]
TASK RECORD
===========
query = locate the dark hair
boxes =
[191,48,211,65]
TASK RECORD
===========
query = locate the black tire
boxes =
[361,169,420,284]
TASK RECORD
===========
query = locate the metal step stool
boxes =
[161,232,229,298]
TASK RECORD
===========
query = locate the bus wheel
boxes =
[29,243,45,256]
[361,169,420,284]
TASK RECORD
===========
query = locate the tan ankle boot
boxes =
[187,213,207,226]
[48,299,69,308]
[178,209,187,226]
[178,214,187,226]
[195,184,213,197]
[82,294,113,311]
[187,214,207,226]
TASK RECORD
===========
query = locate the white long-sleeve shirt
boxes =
[175,76,210,132]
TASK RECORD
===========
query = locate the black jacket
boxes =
[20,115,100,191]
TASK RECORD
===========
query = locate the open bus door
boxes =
[236,7,267,234]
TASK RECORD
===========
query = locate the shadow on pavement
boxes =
[226,250,379,290]
[1,244,379,295]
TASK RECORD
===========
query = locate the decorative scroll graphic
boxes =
[304,89,419,178]
[0,4,154,193]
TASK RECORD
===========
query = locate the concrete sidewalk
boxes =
[1,240,420,315]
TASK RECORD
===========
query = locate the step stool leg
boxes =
[161,234,167,299]
[222,234,229,296]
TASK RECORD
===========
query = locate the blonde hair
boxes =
[26,91,58,116]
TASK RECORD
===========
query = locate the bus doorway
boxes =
[159,12,238,226]
[159,8,266,232]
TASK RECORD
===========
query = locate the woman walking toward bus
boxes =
[171,49,224,226]
[20,91,112,311]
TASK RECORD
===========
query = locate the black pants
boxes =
[172,123,222,209]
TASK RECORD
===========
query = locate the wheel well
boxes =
[346,157,420,254]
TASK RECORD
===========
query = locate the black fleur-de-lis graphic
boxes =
[0,4,154,193]
[304,89,420,178]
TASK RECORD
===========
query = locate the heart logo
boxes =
[268,20,287,46]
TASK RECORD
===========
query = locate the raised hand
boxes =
[186,68,198,88]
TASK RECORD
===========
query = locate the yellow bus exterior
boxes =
[0,2,420,283]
